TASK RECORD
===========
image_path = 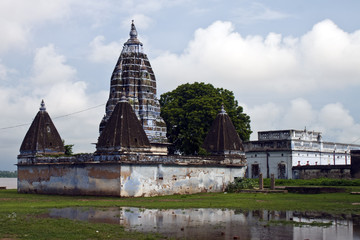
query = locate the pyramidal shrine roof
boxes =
[19,100,65,156]
[202,105,244,155]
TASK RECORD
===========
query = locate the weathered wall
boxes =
[120,164,245,197]
[18,164,120,196]
[17,154,246,197]
[292,165,351,180]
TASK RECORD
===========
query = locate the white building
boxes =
[244,129,360,179]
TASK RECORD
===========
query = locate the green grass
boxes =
[0,215,163,240]
[1,188,360,214]
[1,188,360,239]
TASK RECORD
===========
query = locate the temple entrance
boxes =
[278,163,286,179]
[251,164,260,178]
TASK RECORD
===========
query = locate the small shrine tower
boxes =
[96,97,151,155]
[202,105,245,157]
[19,100,65,156]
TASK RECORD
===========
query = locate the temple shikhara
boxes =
[99,21,167,144]
[16,21,360,197]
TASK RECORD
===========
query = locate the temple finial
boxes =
[130,20,137,39]
[122,20,143,53]
[39,99,46,112]
[220,104,226,115]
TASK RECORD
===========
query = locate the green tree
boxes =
[62,140,74,156]
[160,82,251,155]
[0,170,17,178]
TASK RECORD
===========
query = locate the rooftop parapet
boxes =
[258,129,322,142]
[17,153,246,167]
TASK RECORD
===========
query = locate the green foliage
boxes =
[263,178,360,187]
[62,139,74,155]
[226,178,259,192]
[64,144,74,155]
[160,82,251,154]
[0,171,17,178]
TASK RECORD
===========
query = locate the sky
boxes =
[1,0,360,170]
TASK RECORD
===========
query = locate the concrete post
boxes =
[270,174,275,190]
[259,173,263,190]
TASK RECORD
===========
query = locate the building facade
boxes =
[244,129,360,179]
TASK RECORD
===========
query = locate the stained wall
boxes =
[120,164,245,197]
[17,155,246,197]
[18,164,120,196]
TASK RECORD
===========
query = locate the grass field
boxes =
[1,184,360,239]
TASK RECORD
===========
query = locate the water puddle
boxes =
[47,207,360,240]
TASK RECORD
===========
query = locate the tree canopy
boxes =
[160,82,251,155]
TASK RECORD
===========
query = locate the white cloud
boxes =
[233,2,290,24]
[0,60,16,81]
[246,99,360,144]
[300,19,360,88]
[153,20,360,96]
[318,103,353,129]
[283,98,316,129]
[0,43,107,170]
[315,103,360,144]
[88,36,123,63]
[119,0,190,13]
[244,102,283,140]
[151,19,360,145]
[31,45,77,86]
[0,0,75,53]
[121,14,154,30]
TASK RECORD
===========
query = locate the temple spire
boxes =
[101,19,167,143]
[123,20,143,53]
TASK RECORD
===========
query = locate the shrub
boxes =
[263,178,360,187]
[225,178,259,193]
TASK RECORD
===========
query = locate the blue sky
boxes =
[1,0,360,170]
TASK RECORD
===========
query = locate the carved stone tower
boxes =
[99,21,167,144]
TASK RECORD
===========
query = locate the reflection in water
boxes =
[48,207,360,240]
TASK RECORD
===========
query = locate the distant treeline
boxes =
[0,170,17,178]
